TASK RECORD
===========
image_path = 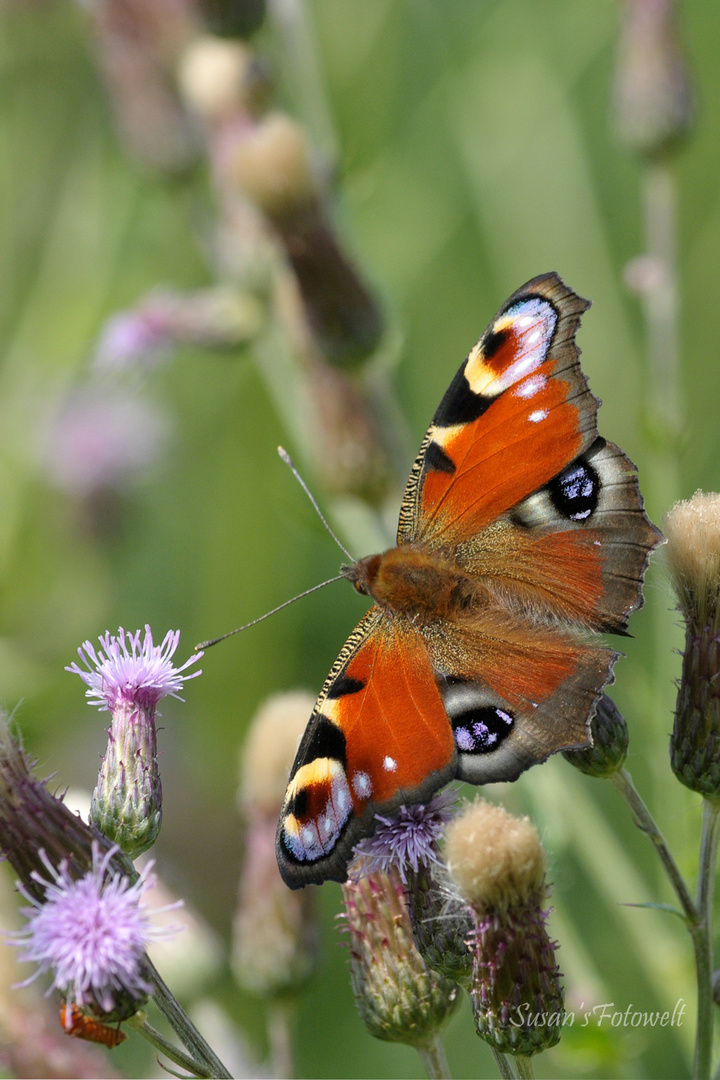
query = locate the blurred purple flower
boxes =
[43,387,168,495]
[94,308,174,372]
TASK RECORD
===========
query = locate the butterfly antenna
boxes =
[277,445,355,562]
[196,574,344,650]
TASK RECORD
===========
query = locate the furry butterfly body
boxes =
[277,273,662,889]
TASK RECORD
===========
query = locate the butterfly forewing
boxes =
[276,611,456,888]
[398,274,595,546]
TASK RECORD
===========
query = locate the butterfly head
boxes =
[341,555,381,597]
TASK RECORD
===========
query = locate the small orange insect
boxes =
[60,1002,127,1048]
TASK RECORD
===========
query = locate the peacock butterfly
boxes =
[276,273,662,889]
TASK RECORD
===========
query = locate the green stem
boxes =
[694,800,720,1080]
[416,1034,452,1079]
[642,161,682,453]
[611,768,697,923]
[490,1047,517,1079]
[145,958,233,1079]
[127,1012,209,1078]
[515,1054,536,1080]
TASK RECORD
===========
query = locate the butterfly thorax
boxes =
[342,544,476,620]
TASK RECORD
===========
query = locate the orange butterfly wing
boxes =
[276,273,662,889]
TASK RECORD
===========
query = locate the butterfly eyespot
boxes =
[451,706,515,754]
[548,458,600,521]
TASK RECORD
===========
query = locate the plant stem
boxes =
[515,1054,536,1080]
[642,161,682,456]
[490,1047,517,1079]
[693,800,720,1080]
[268,999,295,1080]
[416,1034,452,1079]
[128,1012,209,1078]
[611,768,697,923]
[145,957,233,1079]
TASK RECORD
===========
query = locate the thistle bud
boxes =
[83,0,199,173]
[0,714,108,899]
[350,790,472,987]
[613,0,693,160]
[664,493,720,798]
[340,867,459,1047]
[562,695,629,777]
[445,799,564,1057]
[232,693,319,996]
[405,861,474,990]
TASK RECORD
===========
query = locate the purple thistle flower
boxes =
[67,626,202,713]
[351,789,458,883]
[67,627,202,858]
[7,843,180,1022]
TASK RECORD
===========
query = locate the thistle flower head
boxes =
[664,492,720,797]
[67,627,201,858]
[445,799,564,1057]
[94,307,173,371]
[351,790,458,883]
[445,799,546,914]
[8,843,179,1023]
[43,388,168,497]
[340,867,459,1047]
[67,626,202,713]
[664,492,720,630]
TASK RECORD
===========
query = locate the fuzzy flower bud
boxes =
[445,799,564,1057]
[178,36,272,123]
[665,493,720,798]
[562,695,629,777]
[340,866,459,1048]
[67,627,202,858]
[613,0,693,160]
[232,693,319,996]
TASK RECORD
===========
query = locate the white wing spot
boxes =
[529,409,548,423]
[383,756,397,772]
[352,771,373,798]
[515,374,546,399]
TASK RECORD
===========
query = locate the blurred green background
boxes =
[1,1,719,1077]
